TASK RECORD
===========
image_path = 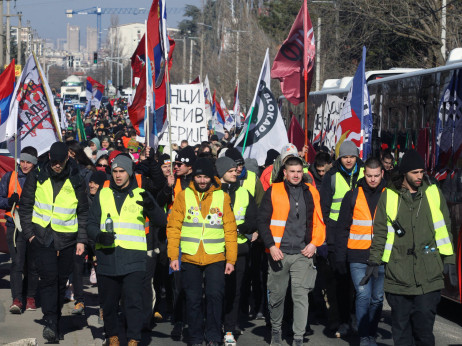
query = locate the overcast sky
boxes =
[11,0,200,45]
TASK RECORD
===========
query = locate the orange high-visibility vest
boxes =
[166,178,184,219]
[268,182,325,252]
[5,171,22,218]
[103,174,149,234]
[348,186,374,250]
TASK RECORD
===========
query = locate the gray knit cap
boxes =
[111,154,133,176]
[215,157,237,178]
[338,140,359,158]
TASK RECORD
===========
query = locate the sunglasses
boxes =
[174,162,184,167]
[96,164,108,167]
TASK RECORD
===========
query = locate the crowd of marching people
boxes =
[1,104,457,346]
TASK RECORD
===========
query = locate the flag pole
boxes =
[165,51,173,174]
[144,21,150,146]
[304,70,308,162]
[241,106,254,155]
[32,52,62,142]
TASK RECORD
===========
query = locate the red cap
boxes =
[108,150,121,164]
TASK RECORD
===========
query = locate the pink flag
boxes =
[271,1,315,105]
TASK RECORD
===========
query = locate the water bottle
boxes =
[105,213,114,233]
[423,245,431,254]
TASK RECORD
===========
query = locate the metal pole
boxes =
[6,0,10,63]
[199,0,204,80]
[0,1,3,67]
[189,38,194,82]
[182,38,186,83]
[441,0,447,60]
[316,17,321,91]
[121,62,123,89]
[17,12,21,66]
[236,31,240,83]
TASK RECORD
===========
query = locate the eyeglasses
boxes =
[96,164,108,168]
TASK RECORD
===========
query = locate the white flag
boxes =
[7,54,61,156]
[221,97,234,131]
[59,101,68,131]
[234,49,289,165]
[233,80,241,128]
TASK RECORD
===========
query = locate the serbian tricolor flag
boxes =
[336,46,372,159]
[271,0,315,105]
[85,76,105,114]
[214,93,226,125]
[0,60,15,140]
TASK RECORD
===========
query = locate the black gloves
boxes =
[97,232,115,246]
[359,262,380,286]
[8,193,19,207]
[136,191,155,210]
[444,263,458,287]
[335,262,348,276]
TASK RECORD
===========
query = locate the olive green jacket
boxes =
[369,180,455,295]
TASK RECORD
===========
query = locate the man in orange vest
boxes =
[334,157,386,346]
[0,146,39,314]
[258,156,325,346]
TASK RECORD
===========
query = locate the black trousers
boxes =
[386,291,441,346]
[99,271,145,341]
[182,261,225,344]
[224,254,247,332]
[6,225,39,300]
[142,252,157,329]
[32,241,74,329]
[72,249,87,304]
[250,241,268,315]
[171,269,186,323]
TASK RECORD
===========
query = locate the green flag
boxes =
[76,108,86,142]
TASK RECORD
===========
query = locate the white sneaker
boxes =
[90,268,97,284]
[224,332,236,346]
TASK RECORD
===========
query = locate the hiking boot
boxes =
[128,340,139,346]
[294,339,304,346]
[72,302,85,315]
[98,308,104,325]
[108,335,120,346]
[9,299,22,314]
[26,297,36,311]
[43,325,58,343]
[335,323,350,338]
[171,322,183,340]
[369,336,378,346]
[224,332,236,346]
[271,330,282,346]
[360,336,370,346]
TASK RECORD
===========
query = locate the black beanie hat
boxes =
[49,142,69,162]
[225,148,244,165]
[192,158,216,180]
[159,154,171,165]
[264,149,279,167]
[89,171,107,186]
[399,149,425,174]
[176,146,196,166]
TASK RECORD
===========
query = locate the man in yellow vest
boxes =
[0,146,39,314]
[258,156,326,346]
[320,140,364,336]
[366,150,456,346]
[87,154,166,346]
[215,156,258,345]
[167,158,237,346]
[19,142,89,343]
[334,158,387,346]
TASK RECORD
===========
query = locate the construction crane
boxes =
[65,7,147,51]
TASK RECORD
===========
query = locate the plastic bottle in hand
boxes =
[105,213,114,233]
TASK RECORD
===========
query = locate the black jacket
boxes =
[320,159,364,252]
[87,176,167,276]
[335,178,387,264]
[222,181,258,256]
[19,159,89,250]
[308,164,324,192]
[258,179,314,253]
[156,172,193,209]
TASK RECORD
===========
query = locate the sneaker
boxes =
[294,339,304,346]
[108,335,120,346]
[9,299,22,314]
[43,325,58,343]
[25,297,36,311]
[72,302,85,315]
[224,332,236,346]
[98,308,104,325]
[271,330,282,346]
[360,336,370,346]
[369,336,378,346]
[335,323,350,338]
[234,326,243,335]
[90,267,97,284]
[255,312,265,320]
[154,311,163,322]
[128,340,139,346]
[65,287,74,302]
[171,322,183,340]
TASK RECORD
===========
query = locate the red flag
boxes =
[271,1,315,105]
[287,115,316,163]
[128,65,147,136]
[131,35,146,87]
[190,76,200,84]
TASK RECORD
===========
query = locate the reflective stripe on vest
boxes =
[6,171,22,217]
[242,170,256,197]
[381,185,454,263]
[268,182,326,252]
[348,186,374,250]
[32,178,78,232]
[180,189,225,255]
[234,187,249,244]
[97,187,147,251]
[329,168,364,221]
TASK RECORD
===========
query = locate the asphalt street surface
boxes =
[1,253,462,345]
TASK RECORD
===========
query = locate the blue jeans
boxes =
[350,263,385,338]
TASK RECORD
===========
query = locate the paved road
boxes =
[1,253,462,345]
